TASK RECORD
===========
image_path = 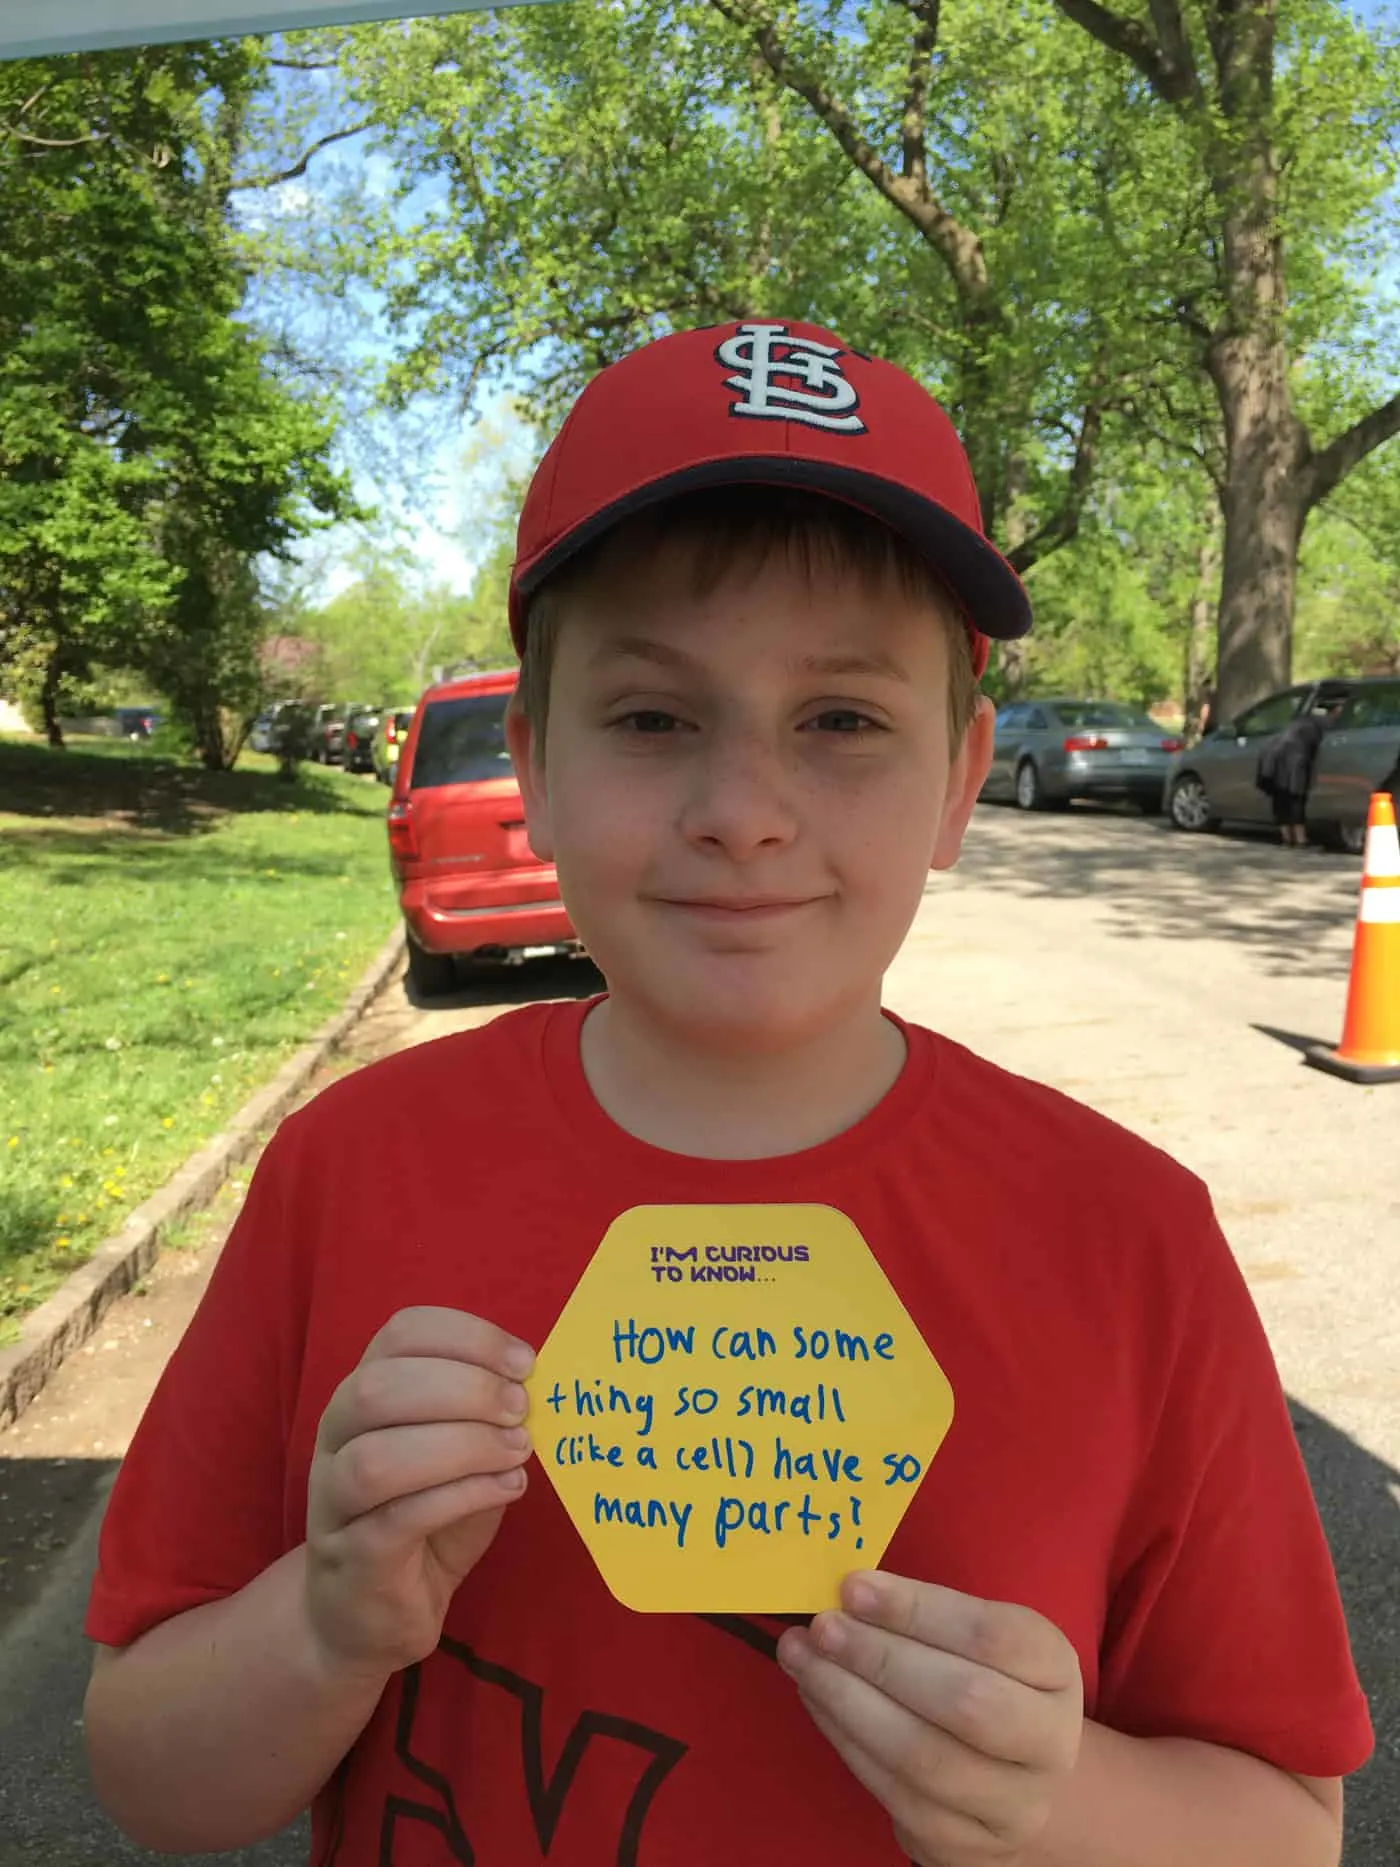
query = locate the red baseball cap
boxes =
[509,319,1032,680]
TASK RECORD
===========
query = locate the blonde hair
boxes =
[514,487,979,748]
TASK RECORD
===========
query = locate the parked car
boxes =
[249,701,309,756]
[372,706,416,785]
[114,706,161,740]
[386,669,578,994]
[1308,677,1400,851]
[309,702,369,764]
[248,710,277,753]
[342,705,386,774]
[1164,676,1399,850]
[980,700,1183,813]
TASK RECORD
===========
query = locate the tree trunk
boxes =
[1183,501,1220,739]
[1203,10,1308,723]
[41,652,65,749]
[994,452,1033,695]
[1208,325,1306,721]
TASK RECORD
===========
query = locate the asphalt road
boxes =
[1,800,1395,1863]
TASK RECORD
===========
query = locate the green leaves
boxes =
[0,43,352,760]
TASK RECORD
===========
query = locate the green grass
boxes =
[0,738,399,1336]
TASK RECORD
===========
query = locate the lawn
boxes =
[0,738,399,1336]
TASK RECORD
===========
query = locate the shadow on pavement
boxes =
[0,1392,1394,1862]
[957,804,1360,981]
[1252,1022,1334,1057]
[401,952,604,1014]
[1287,1401,1400,1855]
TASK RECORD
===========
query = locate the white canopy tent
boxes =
[0,1,555,61]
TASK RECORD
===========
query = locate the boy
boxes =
[84,322,1371,1866]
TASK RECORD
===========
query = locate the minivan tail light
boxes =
[386,798,419,862]
[1160,737,1185,753]
[1064,734,1109,752]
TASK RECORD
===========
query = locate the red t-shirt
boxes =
[87,1001,1373,1864]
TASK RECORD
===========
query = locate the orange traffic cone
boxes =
[1307,792,1400,1084]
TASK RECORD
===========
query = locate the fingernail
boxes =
[814,1613,847,1656]
[502,1426,530,1450]
[504,1342,536,1379]
[846,1574,881,1618]
[497,1465,526,1490]
[502,1383,529,1422]
[777,1630,811,1673]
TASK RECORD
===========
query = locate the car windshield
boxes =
[1054,702,1155,730]
[410,692,514,788]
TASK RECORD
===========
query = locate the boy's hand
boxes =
[304,1307,534,1680]
[777,1572,1082,1866]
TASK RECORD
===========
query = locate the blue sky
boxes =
[237,120,537,604]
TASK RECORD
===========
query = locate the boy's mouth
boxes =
[657,895,824,919]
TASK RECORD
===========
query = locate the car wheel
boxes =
[1168,773,1217,833]
[1014,760,1046,811]
[407,938,457,997]
[1338,822,1365,856]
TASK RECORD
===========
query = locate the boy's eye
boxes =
[616,709,686,734]
[806,709,882,734]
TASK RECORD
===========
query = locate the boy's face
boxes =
[506,541,993,1055]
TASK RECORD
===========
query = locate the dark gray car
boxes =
[1310,677,1400,850]
[1165,676,1399,851]
[980,699,1182,813]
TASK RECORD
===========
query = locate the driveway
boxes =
[0,802,1394,1862]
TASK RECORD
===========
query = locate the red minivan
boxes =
[386,669,579,994]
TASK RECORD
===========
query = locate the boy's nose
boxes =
[678,737,799,858]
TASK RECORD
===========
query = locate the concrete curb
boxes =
[0,923,406,1433]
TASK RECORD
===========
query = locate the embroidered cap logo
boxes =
[716,323,867,435]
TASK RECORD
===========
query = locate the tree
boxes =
[1017,452,1221,718]
[1048,0,1400,715]
[330,0,1183,634]
[317,0,1399,711]
[0,45,353,763]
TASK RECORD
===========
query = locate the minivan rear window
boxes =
[409,693,514,789]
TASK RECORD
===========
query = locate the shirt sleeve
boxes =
[1096,1199,1374,1778]
[85,1119,311,1649]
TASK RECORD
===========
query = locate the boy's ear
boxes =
[931,695,994,872]
[505,703,555,863]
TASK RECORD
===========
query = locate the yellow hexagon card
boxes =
[527,1204,954,1613]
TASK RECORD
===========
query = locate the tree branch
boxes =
[900,0,939,188]
[6,127,102,149]
[1300,392,1400,513]
[1006,395,1106,572]
[1049,0,1195,105]
[1119,395,1225,492]
[1144,0,1202,104]
[706,0,990,295]
[229,120,371,191]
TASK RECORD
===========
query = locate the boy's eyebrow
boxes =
[590,635,912,683]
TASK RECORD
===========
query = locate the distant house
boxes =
[259,635,322,688]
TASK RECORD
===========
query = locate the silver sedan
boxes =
[980,700,1183,813]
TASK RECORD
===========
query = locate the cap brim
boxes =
[512,456,1033,644]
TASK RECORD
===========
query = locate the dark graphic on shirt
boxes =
[697,1612,812,1662]
[369,1638,687,1865]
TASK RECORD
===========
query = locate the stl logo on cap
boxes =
[717,323,867,436]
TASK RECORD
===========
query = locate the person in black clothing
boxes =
[1255,705,1333,845]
